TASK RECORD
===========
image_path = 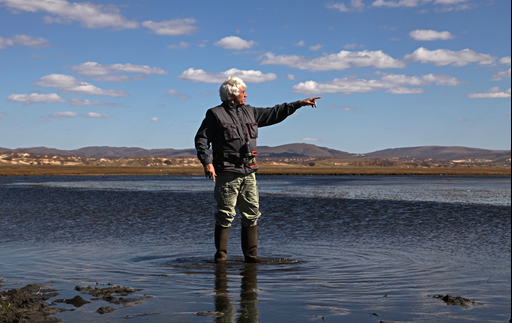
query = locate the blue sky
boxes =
[0,0,510,153]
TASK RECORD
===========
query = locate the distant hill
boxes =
[258,143,353,158]
[366,146,511,161]
[0,146,197,158]
[1,144,510,161]
[71,147,197,158]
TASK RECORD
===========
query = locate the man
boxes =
[195,76,320,263]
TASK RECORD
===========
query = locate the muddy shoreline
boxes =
[0,282,151,323]
[2,280,507,323]
[0,164,510,177]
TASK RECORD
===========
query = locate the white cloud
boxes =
[0,36,14,49]
[142,18,199,36]
[151,117,160,122]
[91,75,133,82]
[468,87,511,99]
[405,47,496,66]
[166,89,190,99]
[214,36,258,50]
[168,42,190,50]
[369,0,473,11]
[293,79,393,95]
[491,68,511,81]
[70,62,168,76]
[44,111,79,118]
[34,74,129,97]
[499,56,511,66]
[386,87,424,94]
[83,112,113,118]
[292,72,462,95]
[380,73,464,86]
[41,111,113,119]
[0,0,139,29]
[178,68,277,83]
[11,34,50,47]
[372,0,429,8]
[260,50,406,71]
[435,0,468,4]
[309,44,323,51]
[294,40,305,47]
[327,0,365,12]
[70,98,127,107]
[372,0,470,10]
[287,74,296,80]
[326,3,350,11]
[0,34,49,49]
[434,3,472,12]
[7,93,65,105]
[352,0,366,9]
[409,29,455,41]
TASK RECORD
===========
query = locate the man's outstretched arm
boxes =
[254,97,321,127]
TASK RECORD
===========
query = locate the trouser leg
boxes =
[237,173,263,263]
[214,172,240,228]
[237,173,261,228]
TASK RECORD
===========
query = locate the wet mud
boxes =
[0,284,63,323]
[0,283,151,322]
[433,294,475,307]
[74,285,152,313]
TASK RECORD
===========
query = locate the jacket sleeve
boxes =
[253,101,302,127]
[194,109,216,166]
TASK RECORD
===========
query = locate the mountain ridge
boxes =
[0,143,510,161]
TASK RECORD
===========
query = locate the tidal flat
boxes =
[0,175,510,322]
[0,163,510,177]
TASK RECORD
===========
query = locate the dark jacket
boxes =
[195,100,302,175]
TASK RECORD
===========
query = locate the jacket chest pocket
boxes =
[221,123,240,141]
[246,123,258,139]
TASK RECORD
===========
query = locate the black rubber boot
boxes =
[241,226,264,263]
[215,225,230,263]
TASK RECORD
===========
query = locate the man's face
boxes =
[232,86,247,105]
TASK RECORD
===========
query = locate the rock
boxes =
[97,306,115,314]
[433,294,473,306]
[54,295,91,308]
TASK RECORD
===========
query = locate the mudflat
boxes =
[0,163,509,176]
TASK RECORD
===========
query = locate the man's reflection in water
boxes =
[214,263,259,323]
[238,264,259,323]
[214,263,236,322]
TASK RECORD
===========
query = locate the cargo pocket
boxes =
[246,123,258,139]
[221,123,240,141]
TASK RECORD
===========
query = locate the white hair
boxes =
[219,76,246,102]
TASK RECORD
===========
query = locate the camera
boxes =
[241,142,257,158]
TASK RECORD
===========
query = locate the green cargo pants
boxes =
[214,172,261,228]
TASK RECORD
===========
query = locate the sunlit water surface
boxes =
[0,175,510,323]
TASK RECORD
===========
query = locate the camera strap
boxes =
[235,106,250,145]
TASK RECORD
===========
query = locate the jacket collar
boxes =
[222,101,242,110]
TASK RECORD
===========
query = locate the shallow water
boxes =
[0,175,510,323]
